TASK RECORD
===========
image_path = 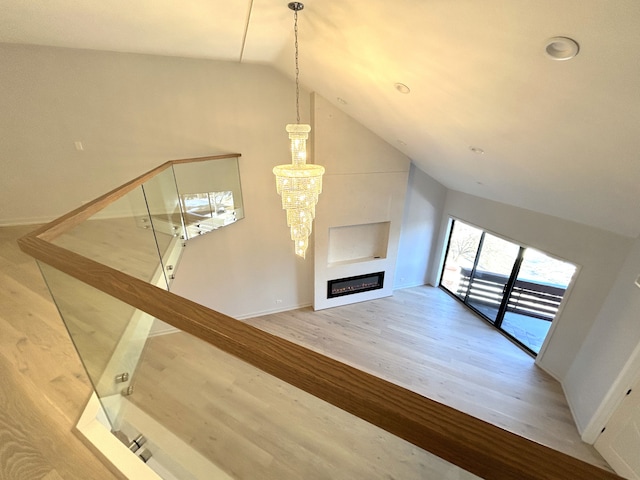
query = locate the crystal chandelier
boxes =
[273,2,324,258]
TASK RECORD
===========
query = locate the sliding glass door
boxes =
[501,248,576,352]
[466,233,521,323]
[440,221,482,302]
[440,219,576,355]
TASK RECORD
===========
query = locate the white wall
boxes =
[438,190,634,380]
[311,94,410,310]
[0,43,295,222]
[564,236,640,437]
[0,43,314,317]
[394,163,447,289]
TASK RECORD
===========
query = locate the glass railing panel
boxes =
[141,166,186,289]
[37,262,156,427]
[172,157,244,239]
[36,261,480,479]
[51,186,169,289]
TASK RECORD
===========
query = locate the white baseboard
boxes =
[148,319,180,337]
[0,216,56,227]
[392,282,428,290]
[234,302,312,320]
[148,304,313,333]
[561,381,588,439]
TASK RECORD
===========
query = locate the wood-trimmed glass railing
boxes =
[18,155,620,480]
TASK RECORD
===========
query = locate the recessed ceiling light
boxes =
[469,146,484,155]
[544,36,580,61]
[337,97,348,105]
[394,83,411,94]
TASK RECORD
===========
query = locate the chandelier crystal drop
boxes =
[273,2,324,258]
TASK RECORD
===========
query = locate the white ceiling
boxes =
[2,0,640,237]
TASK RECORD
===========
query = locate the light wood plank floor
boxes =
[1,223,610,478]
[0,225,119,480]
[130,332,480,480]
[126,287,609,478]
[244,290,609,468]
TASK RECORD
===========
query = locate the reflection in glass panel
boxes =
[180,190,238,237]
[172,157,244,240]
[181,192,210,217]
[467,234,520,323]
[440,221,482,301]
[502,249,577,353]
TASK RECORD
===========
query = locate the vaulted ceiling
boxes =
[2,0,639,237]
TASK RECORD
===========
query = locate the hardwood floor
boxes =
[127,289,611,477]
[129,332,479,480]
[0,225,119,480]
[1,223,610,478]
[244,289,609,468]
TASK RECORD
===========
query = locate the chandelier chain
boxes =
[274,2,324,258]
[294,8,300,124]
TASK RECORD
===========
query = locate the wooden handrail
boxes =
[17,155,621,480]
[31,153,239,242]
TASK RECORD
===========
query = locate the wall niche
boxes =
[328,222,390,265]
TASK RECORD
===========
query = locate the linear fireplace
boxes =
[327,272,385,298]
